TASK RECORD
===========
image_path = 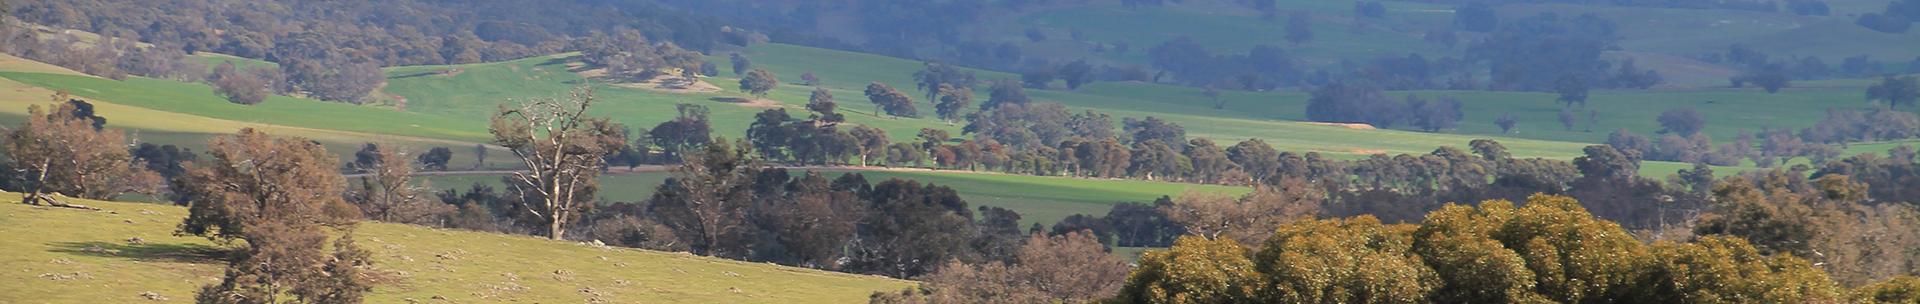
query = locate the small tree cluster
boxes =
[870,232,1130,303]
[865,82,919,117]
[738,68,778,98]
[211,62,281,105]
[640,140,1029,278]
[3,100,159,206]
[177,129,372,304]
[347,144,455,226]
[1304,83,1462,132]
[573,28,704,80]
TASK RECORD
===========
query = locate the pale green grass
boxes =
[0,53,89,77]
[1003,2,1453,66]
[0,193,910,303]
[0,77,514,169]
[1506,3,1920,62]
[0,72,491,142]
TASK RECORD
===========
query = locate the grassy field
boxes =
[979,2,1920,85]
[993,1,1455,67]
[1504,3,1920,63]
[0,193,910,303]
[0,53,90,77]
[0,72,490,142]
[0,77,516,169]
[419,169,1251,228]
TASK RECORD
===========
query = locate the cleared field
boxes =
[0,53,90,77]
[1504,3,1920,63]
[0,72,490,142]
[997,1,1454,67]
[0,77,514,169]
[419,169,1251,228]
[0,193,911,303]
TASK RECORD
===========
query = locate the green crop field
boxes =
[1505,3,1920,63]
[0,193,911,303]
[0,72,489,142]
[0,76,514,169]
[990,1,1455,67]
[419,169,1249,228]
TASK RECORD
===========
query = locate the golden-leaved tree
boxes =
[1109,194,1853,303]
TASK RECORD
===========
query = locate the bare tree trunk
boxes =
[550,214,565,240]
[23,161,49,205]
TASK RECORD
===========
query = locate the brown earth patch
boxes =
[1344,149,1388,155]
[614,74,722,94]
[709,97,783,109]
[569,63,721,94]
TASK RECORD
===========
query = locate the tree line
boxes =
[877,145,1920,302]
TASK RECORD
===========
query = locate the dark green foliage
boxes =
[739,68,778,98]
[60,97,106,130]
[1058,59,1095,90]
[1868,75,1920,109]
[1453,3,1499,32]
[806,88,845,124]
[1305,81,1399,127]
[730,53,751,76]
[1494,113,1517,134]
[1021,68,1056,89]
[417,147,453,171]
[913,62,977,101]
[1122,116,1186,147]
[1285,11,1312,45]
[1469,13,1617,92]
[981,79,1031,110]
[648,104,712,162]
[934,84,972,123]
[1656,108,1706,137]
[1406,95,1463,132]
[132,143,197,179]
[1732,64,1792,93]
[864,82,918,118]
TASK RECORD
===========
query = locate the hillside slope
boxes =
[0,193,910,303]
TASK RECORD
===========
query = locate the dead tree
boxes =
[489,85,625,240]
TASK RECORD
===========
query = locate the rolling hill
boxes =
[0,193,911,303]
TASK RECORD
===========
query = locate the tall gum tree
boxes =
[489,85,625,240]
